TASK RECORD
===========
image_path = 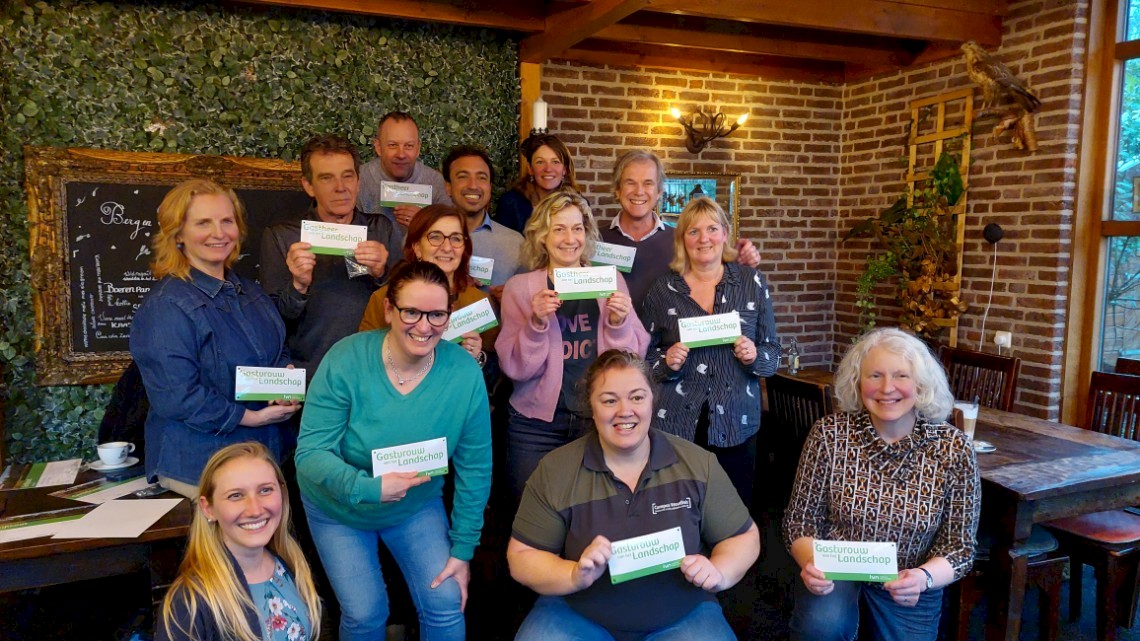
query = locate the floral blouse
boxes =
[248,557,310,641]
[782,411,981,580]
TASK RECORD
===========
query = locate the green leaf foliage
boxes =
[0,0,521,462]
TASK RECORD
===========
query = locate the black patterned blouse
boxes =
[781,411,981,580]
[641,262,781,447]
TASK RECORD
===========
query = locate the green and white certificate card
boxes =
[552,265,618,300]
[371,437,449,478]
[813,539,898,582]
[678,311,741,348]
[608,526,686,584]
[590,241,636,273]
[300,220,367,256]
[380,181,432,207]
[442,298,498,342]
[235,366,306,401]
[468,256,494,286]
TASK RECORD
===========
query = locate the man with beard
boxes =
[442,145,523,293]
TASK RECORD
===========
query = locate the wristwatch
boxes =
[918,567,934,590]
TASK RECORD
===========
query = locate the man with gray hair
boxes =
[601,149,762,307]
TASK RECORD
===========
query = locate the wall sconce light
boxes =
[670,107,749,154]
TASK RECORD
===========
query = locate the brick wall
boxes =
[540,64,844,369]
[836,0,1087,418]
[540,0,1087,418]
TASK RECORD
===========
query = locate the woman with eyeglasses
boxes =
[296,260,492,640]
[359,204,496,366]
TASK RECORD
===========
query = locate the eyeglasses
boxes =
[392,304,451,327]
[425,231,465,248]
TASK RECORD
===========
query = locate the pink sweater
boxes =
[495,269,650,422]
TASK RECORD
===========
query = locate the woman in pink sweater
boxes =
[496,190,649,500]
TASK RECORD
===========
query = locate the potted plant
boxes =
[844,151,967,337]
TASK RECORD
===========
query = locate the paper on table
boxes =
[0,506,92,544]
[50,476,151,504]
[0,459,82,490]
[51,498,183,539]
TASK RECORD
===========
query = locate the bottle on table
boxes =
[787,337,801,375]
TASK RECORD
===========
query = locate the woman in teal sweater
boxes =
[295,261,492,641]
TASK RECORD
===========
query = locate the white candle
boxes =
[532,97,547,130]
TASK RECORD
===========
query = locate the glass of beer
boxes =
[953,400,978,441]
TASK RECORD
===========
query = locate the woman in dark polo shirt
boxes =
[507,350,759,641]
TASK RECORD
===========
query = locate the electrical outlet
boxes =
[994,331,1012,349]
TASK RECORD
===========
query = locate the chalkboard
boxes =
[26,147,311,385]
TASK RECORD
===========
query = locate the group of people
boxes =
[127,112,981,641]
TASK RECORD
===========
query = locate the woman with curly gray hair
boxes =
[782,327,980,641]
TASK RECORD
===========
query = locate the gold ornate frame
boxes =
[24,146,303,385]
[659,172,741,241]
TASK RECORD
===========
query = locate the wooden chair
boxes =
[947,526,1067,641]
[764,373,833,512]
[939,346,1022,411]
[1115,357,1140,376]
[1045,371,1140,641]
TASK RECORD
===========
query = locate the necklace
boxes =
[384,339,434,386]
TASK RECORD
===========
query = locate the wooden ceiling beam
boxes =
[519,0,651,63]
[232,0,544,31]
[595,20,915,67]
[557,41,844,83]
[645,0,1002,45]
[885,0,1007,15]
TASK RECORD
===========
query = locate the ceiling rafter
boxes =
[560,41,845,83]
[644,0,1002,46]
[232,0,544,31]
[595,17,918,67]
[519,0,651,63]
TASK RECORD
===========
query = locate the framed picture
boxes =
[24,146,310,385]
[660,172,741,240]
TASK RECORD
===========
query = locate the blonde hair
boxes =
[833,327,954,422]
[520,190,598,271]
[161,442,321,641]
[668,197,738,273]
[151,179,247,281]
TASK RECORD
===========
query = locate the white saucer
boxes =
[973,441,996,453]
[89,456,139,471]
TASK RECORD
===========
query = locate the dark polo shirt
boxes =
[512,429,752,638]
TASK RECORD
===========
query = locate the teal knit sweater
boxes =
[295,330,492,560]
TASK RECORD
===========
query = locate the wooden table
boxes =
[0,473,191,602]
[975,407,1140,641]
[765,370,1140,640]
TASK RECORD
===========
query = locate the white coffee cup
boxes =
[97,441,136,465]
[953,401,979,440]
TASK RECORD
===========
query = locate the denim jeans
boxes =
[789,578,943,641]
[516,596,736,641]
[506,406,590,500]
[303,496,464,641]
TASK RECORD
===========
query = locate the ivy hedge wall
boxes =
[0,0,521,462]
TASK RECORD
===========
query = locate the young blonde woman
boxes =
[496,191,649,500]
[159,441,321,641]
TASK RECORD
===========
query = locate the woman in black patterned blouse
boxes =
[640,197,780,507]
[782,327,980,641]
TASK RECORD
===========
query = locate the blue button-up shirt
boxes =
[129,268,292,485]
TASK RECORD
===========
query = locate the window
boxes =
[1095,2,1140,372]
